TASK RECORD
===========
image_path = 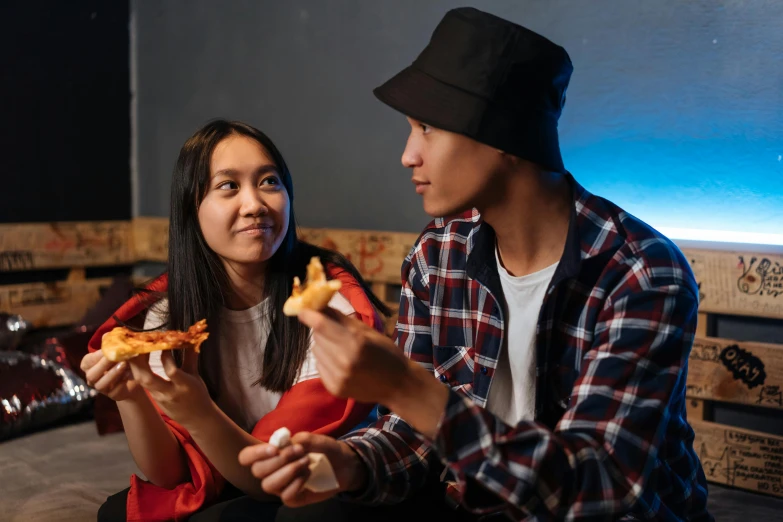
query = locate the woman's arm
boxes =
[117,388,190,489]
[182,402,277,499]
[116,302,190,489]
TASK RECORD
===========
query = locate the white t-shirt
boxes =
[486,247,558,426]
[146,293,355,432]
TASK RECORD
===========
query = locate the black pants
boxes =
[97,484,505,521]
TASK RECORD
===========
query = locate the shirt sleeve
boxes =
[339,237,442,505]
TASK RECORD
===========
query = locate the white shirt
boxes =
[146,293,355,432]
[486,247,558,426]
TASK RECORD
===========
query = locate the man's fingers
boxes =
[318,306,352,324]
[289,432,338,457]
[298,308,352,339]
[279,476,308,506]
[289,431,314,448]
[238,443,278,467]
[298,309,327,330]
[246,444,305,479]
[261,455,311,496]
[310,349,344,395]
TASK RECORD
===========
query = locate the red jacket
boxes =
[88,266,380,521]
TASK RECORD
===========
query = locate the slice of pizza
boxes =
[101,319,209,362]
[283,257,342,316]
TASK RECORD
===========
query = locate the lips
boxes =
[237,223,274,234]
[412,179,430,194]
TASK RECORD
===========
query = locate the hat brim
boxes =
[373,66,488,138]
[373,65,566,174]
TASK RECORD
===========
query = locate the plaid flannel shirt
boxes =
[342,176,712,521]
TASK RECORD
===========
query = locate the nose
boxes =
[238,186,268,217]
[401,133,422,168]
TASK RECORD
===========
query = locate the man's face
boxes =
[401,117,507,217]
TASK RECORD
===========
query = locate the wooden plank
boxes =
[0,278,113,327]
[0,221,133,271]
[686,399,707,421]
[684,248,783,320]
[689,313,711,420]
[371,282,389,302]
[383,302,400,338]
[687,337,783,410]
[688,310,711,424]
[67,267,86,282]
[132,216,169,262]
[299,227,418,285]
[696,312,709,337]
[692,419,783,497]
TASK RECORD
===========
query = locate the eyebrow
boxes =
[212,164,279,178]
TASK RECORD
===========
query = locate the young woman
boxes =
[80,120,388,521]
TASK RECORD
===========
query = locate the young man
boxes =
[240,7,713,521]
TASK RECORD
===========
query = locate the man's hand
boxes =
[298,307,450,439]
[298,307,411,405]
[238,432,367,507]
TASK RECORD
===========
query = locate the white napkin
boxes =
[268,427,339,493]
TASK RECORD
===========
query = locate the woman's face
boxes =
[197,134,290,272]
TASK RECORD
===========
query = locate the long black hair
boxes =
[161,119,389,395]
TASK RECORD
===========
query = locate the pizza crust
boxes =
[283,257,342,316]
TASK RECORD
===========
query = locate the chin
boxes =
[424,200,473,219]
[230,247,274,266]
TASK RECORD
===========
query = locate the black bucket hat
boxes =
[374,7,573,174]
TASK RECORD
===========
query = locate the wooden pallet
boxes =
[3,219,783,497]
[680,248,783,496]
[0,221,133,327]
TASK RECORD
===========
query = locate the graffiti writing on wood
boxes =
[691,342,721,362]
[720,344,766,389]
[2,286,71,307]
[738,256,783,298]
[699,443,746,485]
[757,385,783,408]
[358,237,385,277]
[44,226,125,254]
[0,251,34,271]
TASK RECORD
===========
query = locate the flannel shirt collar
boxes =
[465,174,625,293]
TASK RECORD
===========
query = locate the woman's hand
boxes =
[238,432,368,507]
[127,349,212,425]
[80,350,139,402]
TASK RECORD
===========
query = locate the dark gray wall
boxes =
[133,0,783,238]
[134,0,783,432]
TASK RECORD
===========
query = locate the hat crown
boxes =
[413,7,573,116]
